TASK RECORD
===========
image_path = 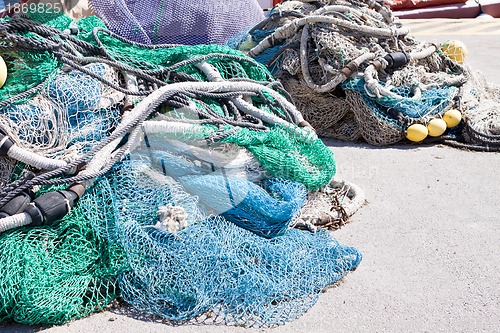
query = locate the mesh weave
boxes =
[0,63,122,159]
[132,145,307,238]
[241,0,495,146]
[89,0,265,45]
[342,78,458,145]
[81,159,362,327]
[0,13,359,327]
[0,193,125,325]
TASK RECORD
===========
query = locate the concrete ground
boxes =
[1,19,499,333]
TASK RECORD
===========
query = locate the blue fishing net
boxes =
[342,77,459,125]
[133,145,307,238]
[81,157,362,327]
[0,63,121,157]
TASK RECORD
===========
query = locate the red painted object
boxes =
[393,0,500,18]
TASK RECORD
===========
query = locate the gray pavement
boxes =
[1,19,499,333]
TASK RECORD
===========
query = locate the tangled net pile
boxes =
[241,0,500,149]
[0,11,363,327]
[82,159,361,327]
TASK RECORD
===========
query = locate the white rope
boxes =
[249,15,409,58]
[300,23,376,93]
[7,145,68,170]
[141,120,208,135]
[314,5,364,15]
[410,45,437,61]
[361,45,451,100]
[0,212,32,233]
[195,62,224,82]
[363,59,424,100]
[232,98,317,141]
[195,61,308,126]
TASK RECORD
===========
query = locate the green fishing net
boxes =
[0,196,126,325]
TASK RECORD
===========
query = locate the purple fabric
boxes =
[90,0,265,45]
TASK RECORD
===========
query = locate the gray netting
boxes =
[454,68,500,149]
[89,0,265,45]
[341,78,458,145]
[295,179,365,231]
[81,158,362,327]
[241,0,500,148]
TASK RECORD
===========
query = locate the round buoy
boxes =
[443,109,462,128]
[0,56,7,89]
[440,40,468,65]
[406,124,428,142]
[427,118,447,137]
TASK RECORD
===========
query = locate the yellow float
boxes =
[440,40,468,65]
[427,118,447,137]
[406,123,428,142]
[442,109,462,128]
[0,55,7,89]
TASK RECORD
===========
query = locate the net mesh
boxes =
[89,0,265,45]
[131,141,307,239]
[0,192,125,325]
[0,12,361,327]
[0,63,122,159]
[342,78,458,145]
[81,159,362,327]
[0,13,336,190]
[456,68,500,147]
[241,0,500,148]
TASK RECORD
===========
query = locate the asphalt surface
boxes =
[1,18,499,333]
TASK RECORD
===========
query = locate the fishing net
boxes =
[80,158,362,327]
[0,12,362,327]
[453,68,500,149]
[342,77,458,145]
[89,0,265,45]
[0,190,125,325]
[1,63,122,158]
[240,0,500,149]
[131,144,307,238]
[0,12,335,198]
[295,179,365,232]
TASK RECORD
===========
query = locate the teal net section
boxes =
[81,160,362,327]
[224,126,336,191]
[342,77,459,126]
